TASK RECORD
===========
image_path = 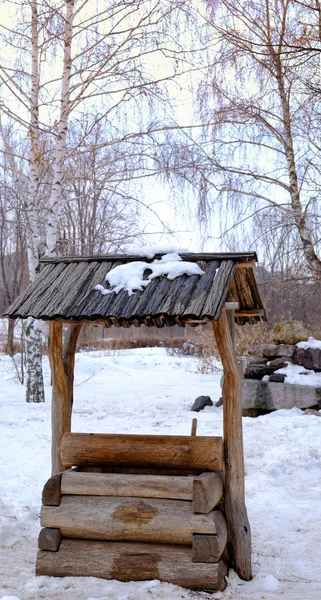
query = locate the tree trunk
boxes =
[25,317,45,403]
[24,0,45,403]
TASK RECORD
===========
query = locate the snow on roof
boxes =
[95,252,205,296]
[125,245,189,259]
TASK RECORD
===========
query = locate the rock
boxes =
[248,345,264,357]
[262,344,294,359]
[302,409,321,416]
[272,321,310,345]
[269,373,285,383]
[191,395,213,412]
[269,358,287,369]
[244,361,283,380]
[242,379,321,412]
[294,347,321,372]
[215,397,223,407]
[247,356,268,366]
[244,366,275,380]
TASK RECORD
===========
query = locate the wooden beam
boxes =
[61,471,195,500]
[192,513,227,563]
[60,433,224,472]
[36,539,228,590]
[223,302,239,311]
[38,528,62,552]
[212,313,252,581]
[42,473,62,506]
[236,260,256,269]
[235,309,265,317]
[41,496,224,545]
[48,323,82,475]
[193,473,223,514]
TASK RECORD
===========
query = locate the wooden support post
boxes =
[191,418,198,436]
[48,322,82,476]
[212,312,252,581]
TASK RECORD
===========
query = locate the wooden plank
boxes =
[38,528,62,552]
[212,313,252,581]
[193,473,223,513]
[36,539,228,590]
[42,474,62,506]
[41,496,224,545]
[61,471,195,500]
[60,433,223,472]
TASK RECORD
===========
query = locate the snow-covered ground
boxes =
[1,347,321,600]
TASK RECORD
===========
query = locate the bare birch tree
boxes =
[0,0,195,401]
[187,0,321,274]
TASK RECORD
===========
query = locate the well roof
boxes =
[4,252,265,327]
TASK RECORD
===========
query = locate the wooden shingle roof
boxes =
[4,252,265,327]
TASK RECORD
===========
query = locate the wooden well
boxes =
[4,252,266,589]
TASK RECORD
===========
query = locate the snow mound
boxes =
[275,362,321,386]
[296,336,321,350]
[95,252,205,296]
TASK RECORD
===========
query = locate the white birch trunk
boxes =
[274,56,321,275]
[46,0,75,257]
[25,0,45,403]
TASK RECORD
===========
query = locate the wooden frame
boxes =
[46,276,253,582]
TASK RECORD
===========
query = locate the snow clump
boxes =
[95,252,204,296]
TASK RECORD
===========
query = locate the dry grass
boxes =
[197,321,273,373]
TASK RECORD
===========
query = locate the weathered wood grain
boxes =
[42,473,62,506]
[41,496,224,545]
[192,531,227,563]
[49,322,82,475]
[193,473,224,514]
[36,539,228,590]
[60,433,224,471]
[202,261,236,318]
[61,471,195,500]
[212,313,252,581]
[38,528,62,552]
[4,253,264,327]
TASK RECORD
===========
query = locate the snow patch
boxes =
[125,244,189,259]
[296,336,321,350]
[275,362,321,386]
[95,252,204,296]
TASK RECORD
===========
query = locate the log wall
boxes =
[36,434,228,591]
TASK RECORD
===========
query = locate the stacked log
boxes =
[36,433,228,591]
